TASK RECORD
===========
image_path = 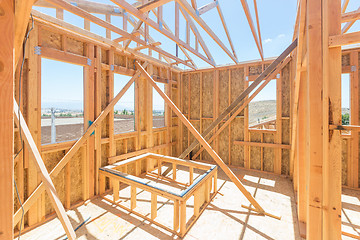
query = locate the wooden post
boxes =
[173,200,179,231]
[151,193,157,220]
[306,0,324,237]
[0,0,14,238]
[113,179,119,201]
[296,71,307,229]
[322,0,342,238]
[180,200,186,236]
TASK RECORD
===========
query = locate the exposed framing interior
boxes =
[2,0,360,239]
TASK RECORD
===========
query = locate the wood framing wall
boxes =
[13,20,180,231]
[180,60,293,175]
[181,48,360,189]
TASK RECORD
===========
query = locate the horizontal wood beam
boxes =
[108,142,176,163]
[41,46,88,66]
[329,31,360,47]
[329,124,360,131]
[234,141,291,149]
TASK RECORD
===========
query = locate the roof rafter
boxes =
[216,1,238,61]
[237,0,264,61]
[175,0,238,63]
[178,6,215,64]
[110,0,216,66]
[150,7,198,68]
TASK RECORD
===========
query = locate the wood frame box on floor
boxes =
[99,152,218,237]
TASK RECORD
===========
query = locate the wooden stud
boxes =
[275,73,282,174]
[350,51,359,188]
[95,45,102,195]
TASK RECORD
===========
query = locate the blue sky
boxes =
[37,0,359,111]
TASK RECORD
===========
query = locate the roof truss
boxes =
[34,0,267,68]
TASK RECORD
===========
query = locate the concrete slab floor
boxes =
[17,166,360,240]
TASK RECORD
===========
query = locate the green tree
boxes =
[342,113,350,125]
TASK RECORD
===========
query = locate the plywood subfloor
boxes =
[17,166,360,240]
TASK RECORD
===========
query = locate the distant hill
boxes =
[249,100,276,125]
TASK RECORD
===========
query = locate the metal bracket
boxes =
[114,8,121,14]
[245,76,249,81]
[87,58,92,66]
[70,2,78,6]
[34,46,41,55]
[159,21,163,30]
[351,65,357,72]
[276,73,281,79]
[196,9,200,17]
[110,65,115,71]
